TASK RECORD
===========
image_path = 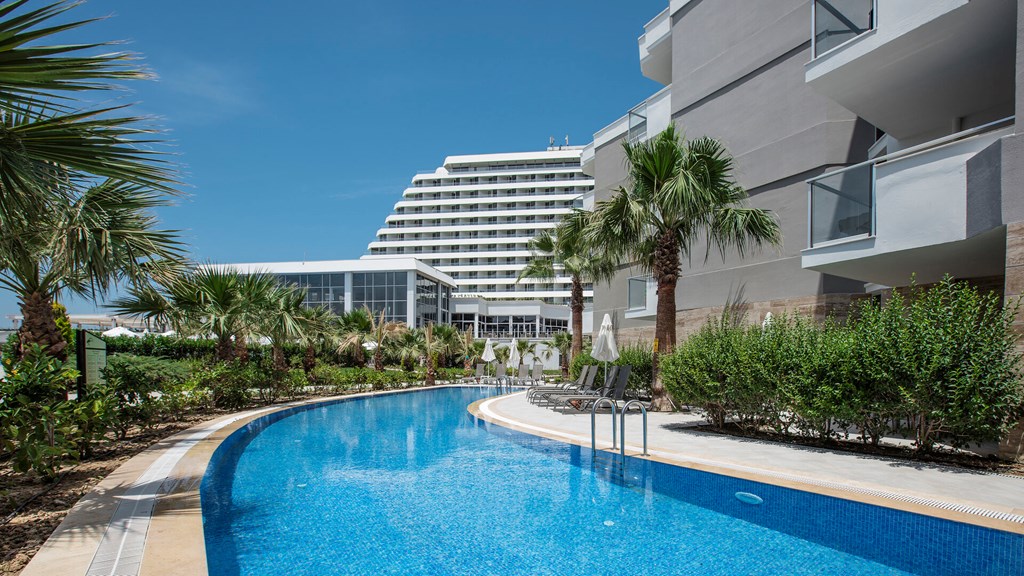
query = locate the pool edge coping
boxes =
[467,392,1024,536]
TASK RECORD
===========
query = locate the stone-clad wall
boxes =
[614,292,865,347]
[1000,221,1024,462]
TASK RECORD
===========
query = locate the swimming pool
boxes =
[201,387,1023,575]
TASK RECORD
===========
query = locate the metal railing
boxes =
[807,116,1014,248]
[811,0,876,58]
[591,398,618,452]
[619,400,649,458]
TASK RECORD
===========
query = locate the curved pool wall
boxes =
[201,387,1024,576]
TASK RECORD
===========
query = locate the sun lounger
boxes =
[511,364,529,386]
[523,363,545,386]
[459,363,485,384]
[531,366,598,406]
[538,366,612,408]
[551,365,631,413]
[484,364,507,386]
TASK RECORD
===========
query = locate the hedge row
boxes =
[661,278,1024,452]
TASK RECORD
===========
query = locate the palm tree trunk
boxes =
[234,332,248,363]
[650,231,681,412]
[18,291,68,361]
[426,355,437,386]
[303,344,316,373]
[570,275,584,361]
[374,347,384,371]
[273,344,287,373]
[216,334,234,362]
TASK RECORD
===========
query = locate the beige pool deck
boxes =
[19,386,1024,576]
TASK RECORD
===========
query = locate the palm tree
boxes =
[338,306,406,371]
[393,329,425,371]
[0,2,181,358]
[256,285,307,373]
[430,323,462,369]
[336,308,373,368]
[459,328,483,369]
[519,209,617,362]
[549,331,573,379]
[112,266,271,362]
[0,1,178,231]
[298,305,335,373]
[2,180,182,360]
[420,323,462,385]
[233,273,280,362]
[515,339,537,364]
[591,125,781,410]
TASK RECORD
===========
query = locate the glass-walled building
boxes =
[216,259,454,328]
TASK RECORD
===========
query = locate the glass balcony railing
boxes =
[808,163,873,247]
[628,103,648,144]
[812,0,875,57]
[807,116,1015,249]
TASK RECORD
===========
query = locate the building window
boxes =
[540,317,568,337]
[415,274,439,327]
[628,276,649,311]
[480,315,510,338]
[452,313,475,334]
[275,272,345,314]
[352,271,407,323]
[511,315,537,338]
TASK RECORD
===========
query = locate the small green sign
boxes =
[76,329,107,394]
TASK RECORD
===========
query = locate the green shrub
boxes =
[310,364,364,394]
[102,354,193,436]
[0,346,100,479]
[900,279,1024,450]
[569,352,595,382]
[186,362,253,410]
[570,344,654,399]
[661,277,1024,452]
[616,343,654,399]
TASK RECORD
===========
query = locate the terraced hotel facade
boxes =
[362,148,593,305]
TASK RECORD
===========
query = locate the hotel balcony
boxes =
[639,7,672,86]
[805,0,1016,140]
[801,118,1014,286]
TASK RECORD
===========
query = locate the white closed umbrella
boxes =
[481,338,496,379]
[591,314,619,383]
[508,339,521,369]
[102,326,140,338]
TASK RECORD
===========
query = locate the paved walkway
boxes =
[476,391,1024,532]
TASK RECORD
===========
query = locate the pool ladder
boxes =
[590,399,649,458]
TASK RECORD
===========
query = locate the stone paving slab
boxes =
[476,391,1024,532]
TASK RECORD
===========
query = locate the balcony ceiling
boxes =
[803,226,1006,287]
[806,0,1016,140]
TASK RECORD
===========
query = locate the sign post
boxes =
[75,329,106,400]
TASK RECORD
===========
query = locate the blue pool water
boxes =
[201,387,1024,575]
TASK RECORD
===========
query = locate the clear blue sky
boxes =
[0,0,667,323]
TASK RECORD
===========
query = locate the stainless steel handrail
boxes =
[590,398,617,452]
[619,400,649,458]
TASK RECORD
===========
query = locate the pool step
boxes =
[591,451,625,478]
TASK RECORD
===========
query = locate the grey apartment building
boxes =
[583,1,1023,459]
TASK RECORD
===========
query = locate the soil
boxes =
[0,412,223,576]
[698,422,1024,478]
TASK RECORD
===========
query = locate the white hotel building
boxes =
[362,147,594,305]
